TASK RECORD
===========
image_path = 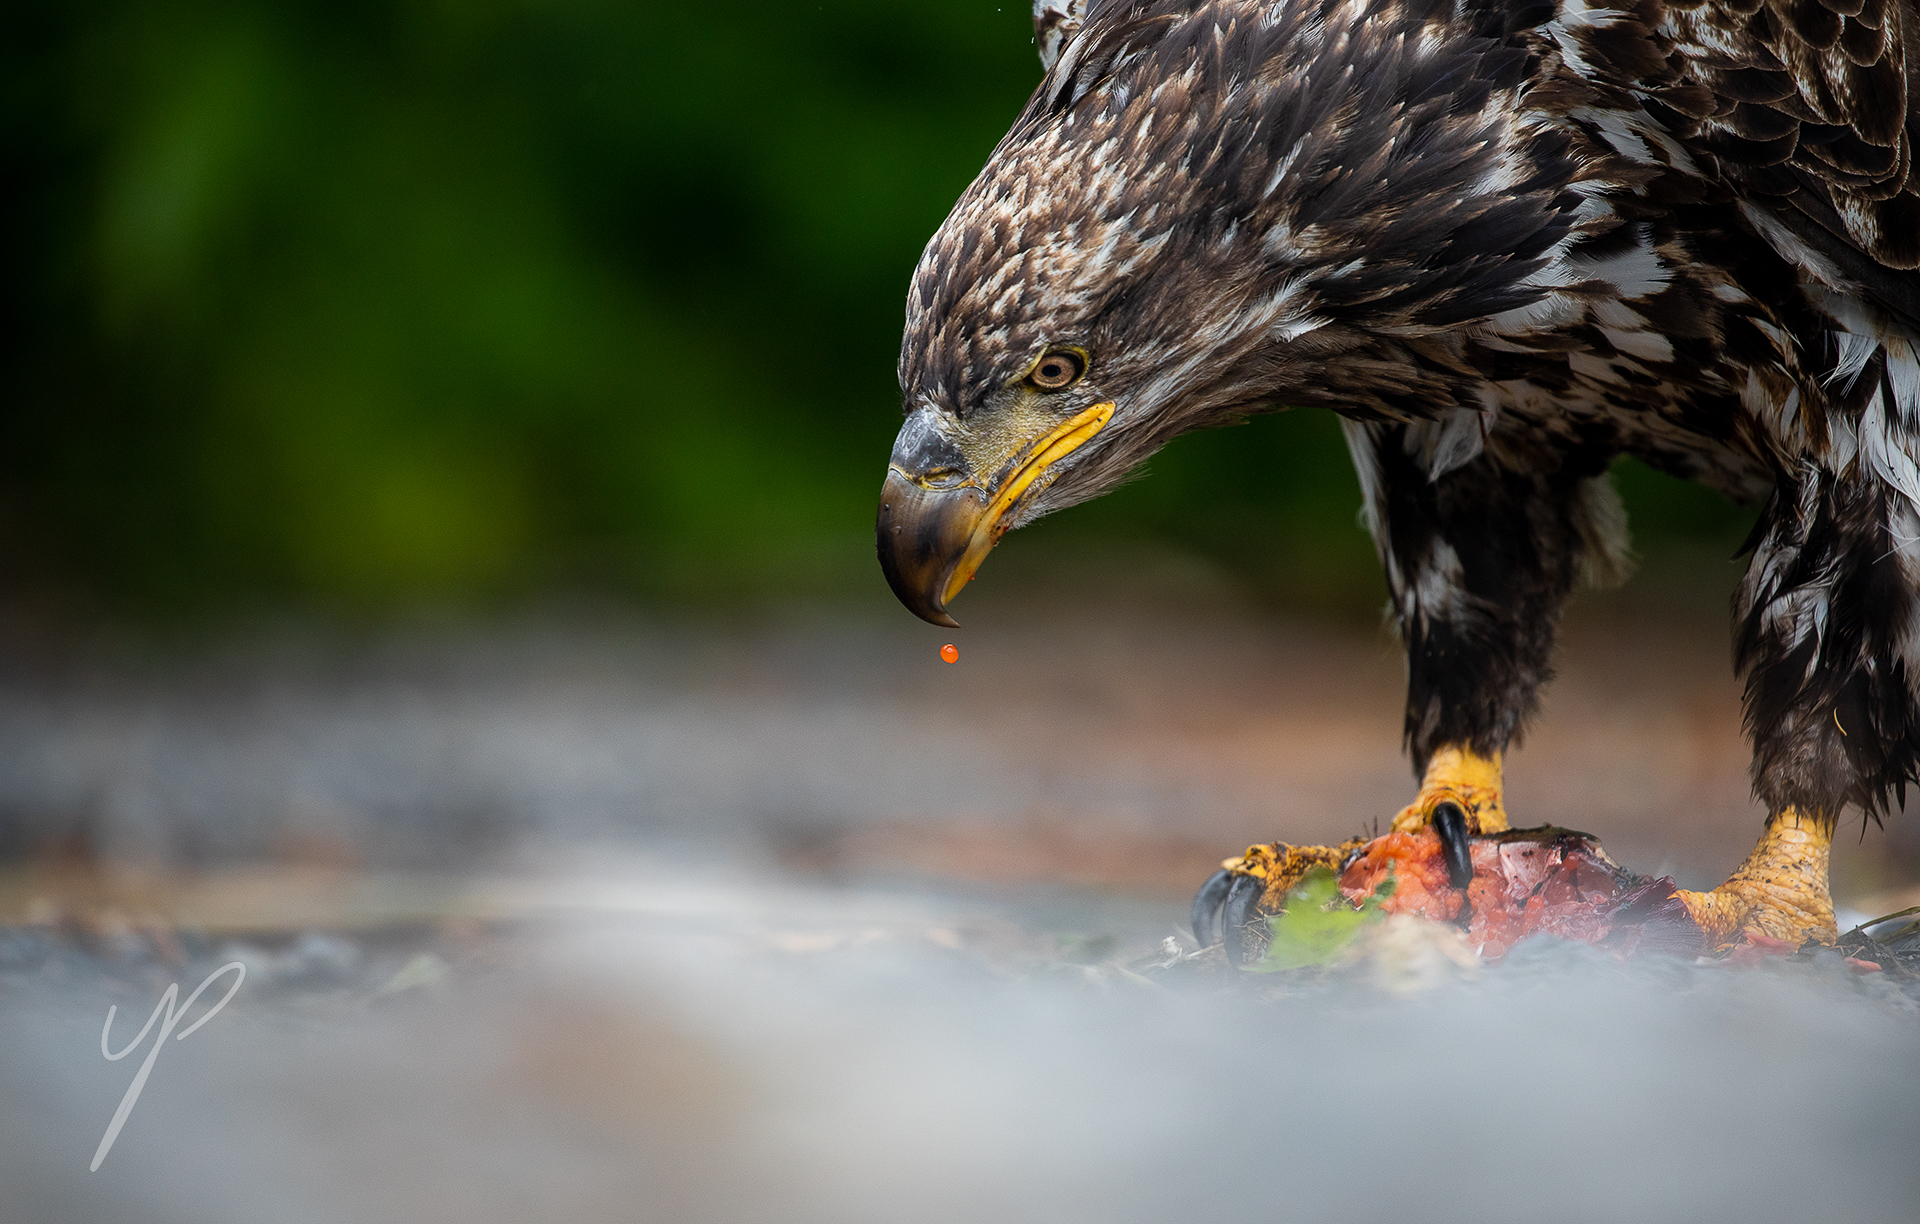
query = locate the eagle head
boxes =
[876,0,1573,625]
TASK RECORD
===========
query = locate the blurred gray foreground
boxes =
[1,602,1918,1222]
[3,871,1919,1224]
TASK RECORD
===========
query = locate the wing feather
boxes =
[1659,0,1920,274]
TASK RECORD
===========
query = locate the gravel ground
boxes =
[4,859,1920,1224]
[2,600,1919,1222]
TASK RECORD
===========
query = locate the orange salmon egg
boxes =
[940,643,959,664]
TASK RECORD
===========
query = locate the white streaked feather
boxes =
[1414,411,1486,480]
[1568,230,1669,297]
[1889,339,1920,428]
[1599,326,1673,363]
[1829,330,1879,392]
[1858,391,1920,515]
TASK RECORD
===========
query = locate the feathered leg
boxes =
[1678,456,1920,947]
[1193,415,1630,960]
[1351,416,1630,829]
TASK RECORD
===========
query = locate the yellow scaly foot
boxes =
[1390,746,1510,834]
[1673,808,1837,950]
[1194,743,1506,964]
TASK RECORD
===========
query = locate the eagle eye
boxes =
[1027,350,1085,391]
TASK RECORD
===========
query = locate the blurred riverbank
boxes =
[1,551,1915,915]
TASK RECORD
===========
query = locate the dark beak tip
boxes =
[876,471,974,628]
[874,538,963,628]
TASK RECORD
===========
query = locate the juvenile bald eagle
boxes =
[877,0,1920,953]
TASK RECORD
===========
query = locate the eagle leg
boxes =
[1671,808,1838,950]
[1191,428,1625,965]
[1705,460,1920,951]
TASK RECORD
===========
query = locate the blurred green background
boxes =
[1,0,1755,620]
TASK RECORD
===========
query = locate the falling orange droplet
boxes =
[940,643,959,664]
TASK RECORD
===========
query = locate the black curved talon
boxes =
[1433,801,1474,890]
[1220,874,1267,966]
[1191,868,1233,947]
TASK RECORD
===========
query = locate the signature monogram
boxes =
[91,961,246,1171]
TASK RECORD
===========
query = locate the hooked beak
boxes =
[876,402,1114,626]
